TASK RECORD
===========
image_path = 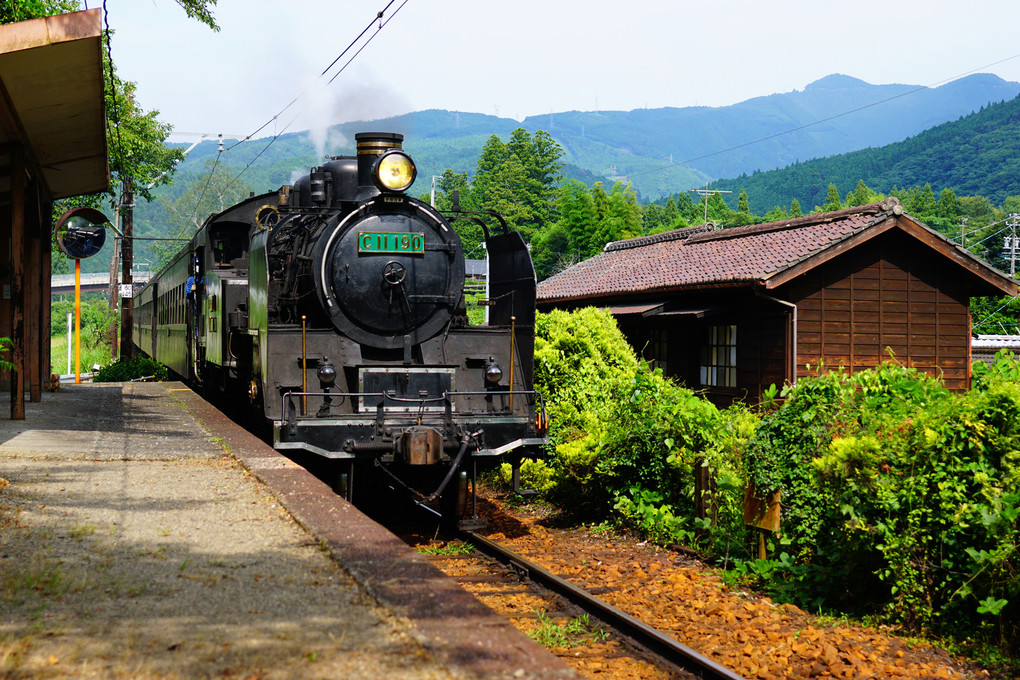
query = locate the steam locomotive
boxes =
[133,132,548,525]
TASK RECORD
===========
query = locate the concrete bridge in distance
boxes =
[51,271,151,297]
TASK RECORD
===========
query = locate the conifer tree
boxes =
[821,183,842,212]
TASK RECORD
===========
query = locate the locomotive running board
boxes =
[476,437,549,456]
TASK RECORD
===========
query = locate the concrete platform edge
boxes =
[169,383,576,680]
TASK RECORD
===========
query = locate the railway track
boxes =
[460,529,746,679]
[412,526,745,680]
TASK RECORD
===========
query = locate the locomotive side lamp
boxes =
[373,150,416,192]
[317,359,337,418]
[484,357,503,384]
[317,360,337,386]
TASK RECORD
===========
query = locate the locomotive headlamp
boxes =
[484,359,503,385]
[374,150,417,192]
[317,362,337,386]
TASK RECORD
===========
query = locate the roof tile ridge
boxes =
[686,200,894,244]
[603,223,716,252]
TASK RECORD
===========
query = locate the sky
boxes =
[99,0,1020,145]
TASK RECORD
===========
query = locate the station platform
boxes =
[0,382,575,679]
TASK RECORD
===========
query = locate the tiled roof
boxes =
[537,201,897,302]
[973,335,1020,349]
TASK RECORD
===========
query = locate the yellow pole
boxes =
[74,258,81,384]
[301,315,307,416]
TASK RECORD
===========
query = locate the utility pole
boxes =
[690,183,732,226]
[1009,213,1019,278]
[119,178,134,359]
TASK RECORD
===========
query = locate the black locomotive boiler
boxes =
[133,132,548,525]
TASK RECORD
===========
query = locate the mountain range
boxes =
[174,72,1020,201]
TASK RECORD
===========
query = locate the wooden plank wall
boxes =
[783,231,971,391]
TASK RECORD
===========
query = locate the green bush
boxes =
[534,307,638,444]
[740,358,1020,653]
[93,356,168,382]
[51,297,116,351]
[534,308,755,546]
[490,458,556,496]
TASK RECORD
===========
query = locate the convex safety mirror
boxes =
[54,207,109,259]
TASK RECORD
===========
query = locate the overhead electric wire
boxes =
[221,0,411,192]
[190,148,223,227]
[222,0,402,154]
[101,0,125,182]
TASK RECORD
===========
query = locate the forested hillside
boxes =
[530,73,1020,186]
[710,94,1020,211]
[159,72,1020,202]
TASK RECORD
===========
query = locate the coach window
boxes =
[699,323,737,388]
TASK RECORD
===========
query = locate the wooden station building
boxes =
[0,9,108,418]
[537,199,1019,405]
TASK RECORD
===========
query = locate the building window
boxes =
[700,324,737,387]
[649,324,668,374]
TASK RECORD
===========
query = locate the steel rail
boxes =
[462,530,748,680]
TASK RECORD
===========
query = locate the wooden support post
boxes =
[26,214,40,401]
[9,144,25,419]
[40,200,51,389]
[119,180,134,359]
[694,456,717,542]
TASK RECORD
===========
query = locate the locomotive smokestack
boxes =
[356,132,404,199]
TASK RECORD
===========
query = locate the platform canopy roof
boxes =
[0,9,108,202]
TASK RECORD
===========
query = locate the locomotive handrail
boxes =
[280,388,546,420]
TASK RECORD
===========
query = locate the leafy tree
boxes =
[593,182,642,247]
[459,128,564,244]
[2,1,219,31]
[846,180,876,207]
[428,170,482,253]
[820,183,842,212]
[590,181,610,228]
[0,0,78,22]
[762,205,788,222]
[737,188,750,214]
[556,180,598,259]
[1002,194,1020,218]
[530,223,577,280]
[706,192,731,224]
[643,203,666,234]
[937,187,960,220]
[790,198,803,217]
[909,182,937,217]
[674,192,699,223]
[662,196,683,230]
[4,2,220,273]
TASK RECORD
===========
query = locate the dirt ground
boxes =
[453,494,998,680]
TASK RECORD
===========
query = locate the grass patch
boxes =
[1,561,70,604]
[583,522,616,537]
[527,610,609,649]
[416,541,474,556]
[50,334,113,376]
